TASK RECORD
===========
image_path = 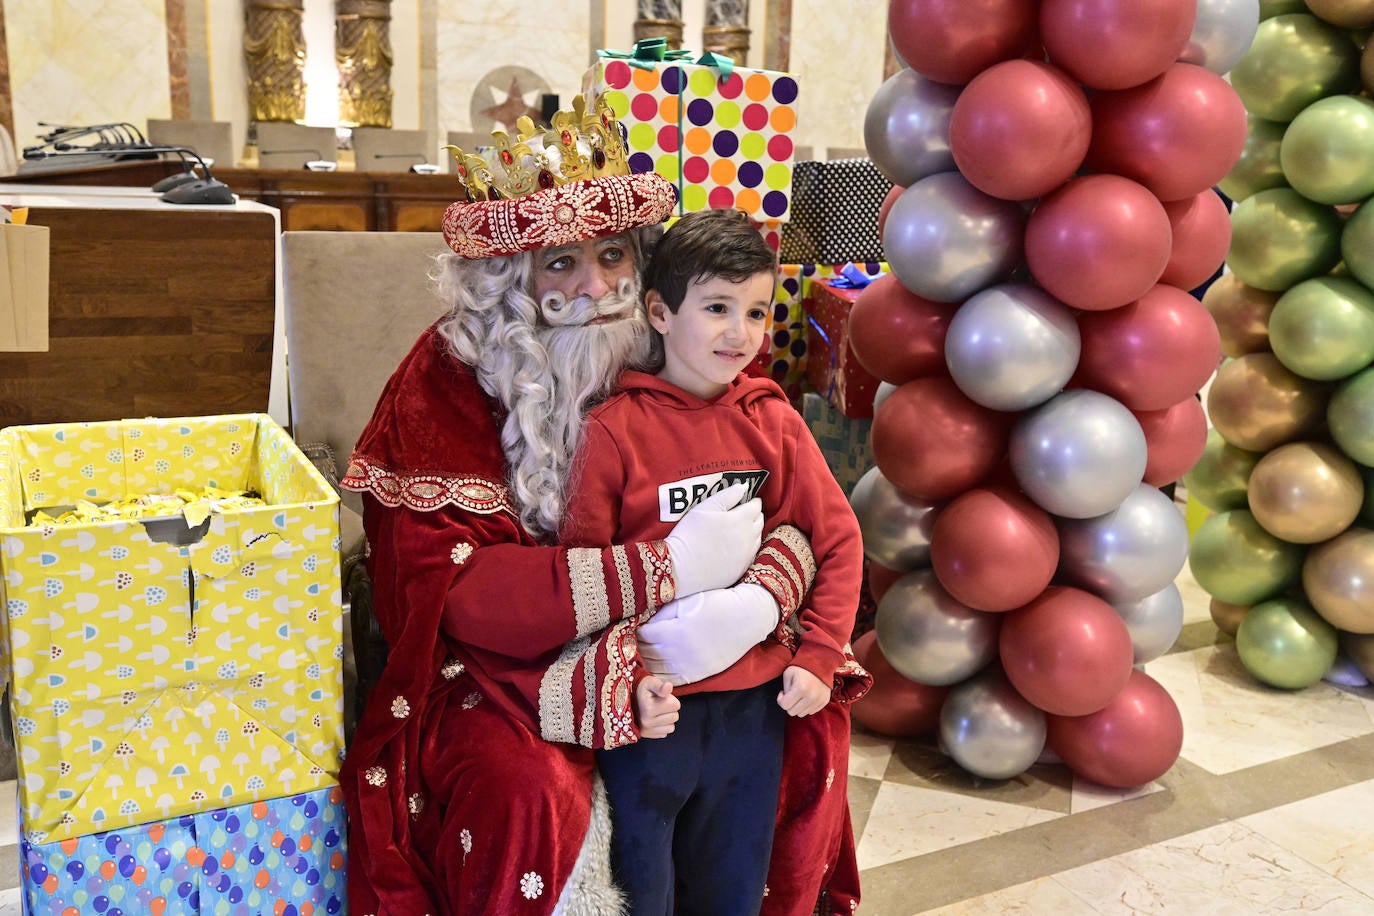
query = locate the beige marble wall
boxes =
[789,0,888,155]
[5,0,172,152]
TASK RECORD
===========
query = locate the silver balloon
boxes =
[863,67,960,188]
[945,284,1081,411]
[873,381,898,414]
[875,569,1001,686]
[849,466,939,571]
[1324,655,1370,688]
[1059,484,1191,603]
[1179,0,1261,75]
[939,668,1047,780]
[883,172,1026,303]
[1112,582,1186,663]
[1010,390,1148,519]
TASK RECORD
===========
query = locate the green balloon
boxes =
[1189,510,1306,606]
[1260,0,1309,17]
[1227,188,1343,291]
[1183,428,1262,511]
[1280,95,1374,205]
[1342,200,1374,291]
[1236,597,1338,689]
[1328,366,1374,465]
[1269,276,1374,381]
[1220,116,1289,202]
[1231,14,1362,122]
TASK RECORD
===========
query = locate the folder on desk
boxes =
[0,219,50,352]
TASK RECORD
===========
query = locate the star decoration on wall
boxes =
[481,76,543,130]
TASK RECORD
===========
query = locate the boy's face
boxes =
[647,271,773,400]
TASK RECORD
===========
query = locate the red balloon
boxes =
[848,274,960,384]
[1086,62,1249,202]
[877,184,903,239]
[1132,395,1209,487]
[851,630,950,737]
[999,586,1134,717]
[889,0,1038,85]
[1025,174,1172,311]
[929,487,1060,612]
[1160,189,1233,291]
[871,376,1011,501]
[1040,0,1197,90]
[1076,284,1223,411]
[950,60,1091,201]
[1047,668,1184,788]
[867,560,905,605]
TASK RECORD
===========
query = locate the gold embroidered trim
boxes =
[450,543,475,565]
[441,658,467,680]
[539,635,586,744]
[567,547,612,635]
[391,696,410,718]
[365,765,387,787]
[341,455,513,515]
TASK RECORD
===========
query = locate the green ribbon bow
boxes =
[598,39,734,80]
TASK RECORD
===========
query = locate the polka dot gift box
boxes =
[21,785,347,915]
[583,50,800,220]
[0,414,344,844]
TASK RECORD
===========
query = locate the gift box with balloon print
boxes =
[582,45,799,219]
[0,413,345,843]
[804,275,885,419]
[20,784,347,915]
[778,158,893,265]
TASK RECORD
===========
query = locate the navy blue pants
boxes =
[596,681,786,916]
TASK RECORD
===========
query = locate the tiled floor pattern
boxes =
[1,564,1371,914]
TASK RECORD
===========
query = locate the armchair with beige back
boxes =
[281,230,450,732]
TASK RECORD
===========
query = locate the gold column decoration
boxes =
[243,0,307,123]
[635,1,685,50]
[336,0,394,128]
[703,0,750,62]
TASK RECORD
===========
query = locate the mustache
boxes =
[539,276,640,327]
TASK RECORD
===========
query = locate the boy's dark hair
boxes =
[644,208,778,312]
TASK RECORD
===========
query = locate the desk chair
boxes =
[281,230,451,731]
[257,123,338,170]
[147,118,235,167]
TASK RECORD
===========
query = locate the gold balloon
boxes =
[1303,526,1374,632]
[1210,597,1251,636]
[1248,441,1365,543]
[1340,630,1374,679]
[1219,116,1288,203]
[1305,0,1374,29]
[1206,353,1330,452]
[1189,509,1306,606]
[1201,273,1278,358]
[1183,427,1262,511]
[1227,188,1344,291]
[1230,14,1363,122]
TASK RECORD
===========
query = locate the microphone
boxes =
[259,148,337,171]
[369,152,441,174]
[22,145,235,205]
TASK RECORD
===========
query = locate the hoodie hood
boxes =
[609,369,787,412]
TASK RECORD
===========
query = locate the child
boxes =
[560,207,866,914]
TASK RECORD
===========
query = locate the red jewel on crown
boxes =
[538,169,555,189]
[561,130,573,146]
[500,150,513,165]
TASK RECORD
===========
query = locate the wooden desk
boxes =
[3,159,462,232]
[0,189,280,426]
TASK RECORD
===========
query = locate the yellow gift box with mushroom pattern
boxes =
[0,414,344,843]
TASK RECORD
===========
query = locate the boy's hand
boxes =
[777,666,830,718]
[636,675,681,739]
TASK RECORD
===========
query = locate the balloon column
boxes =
[853,0,1254,788]
[1188,0,1374,691]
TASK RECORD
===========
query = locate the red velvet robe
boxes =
[340,324,864,914]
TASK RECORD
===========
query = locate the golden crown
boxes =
[444,93,630,202]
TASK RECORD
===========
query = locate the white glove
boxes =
[637,583,779,686]
[663,483,763,598]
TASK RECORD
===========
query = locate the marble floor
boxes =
[851,559,1374,915]
[0,565,1371,914]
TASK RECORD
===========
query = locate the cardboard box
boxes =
[0,414,344,842]
[21,784,347,914]
[804,275,887,419]
[583,53,799,219]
